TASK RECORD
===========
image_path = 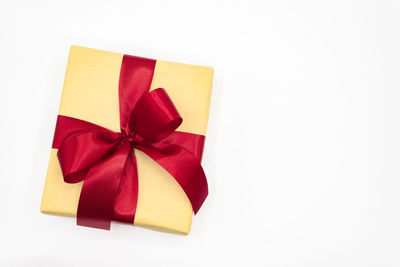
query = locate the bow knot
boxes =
[121,132,143,145]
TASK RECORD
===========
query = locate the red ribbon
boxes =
[51,55,209,230]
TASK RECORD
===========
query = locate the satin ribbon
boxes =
[52,55,208,230]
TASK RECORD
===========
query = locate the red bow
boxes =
[51,55,208,230]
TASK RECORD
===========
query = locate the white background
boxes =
[1,0,400,266]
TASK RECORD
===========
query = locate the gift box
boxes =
[41,46,213,234]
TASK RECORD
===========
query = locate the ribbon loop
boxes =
[58,130,121,184]
[130,88,183,142]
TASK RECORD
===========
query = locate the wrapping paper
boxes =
[41,46,213,234]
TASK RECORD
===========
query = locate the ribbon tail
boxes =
[112,149,139,224]
[136,144,208,214]
[77,142,131,230]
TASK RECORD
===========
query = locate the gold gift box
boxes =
[41,46,213,234]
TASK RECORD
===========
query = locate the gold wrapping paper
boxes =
[41,46,213,234]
